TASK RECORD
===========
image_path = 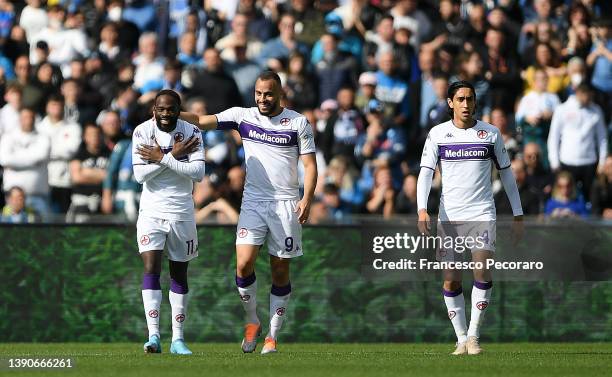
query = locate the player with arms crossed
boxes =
[133,90,205,354]
[416,81,523,355]
[181,71,317,354]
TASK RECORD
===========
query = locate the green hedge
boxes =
[1,225,611,342]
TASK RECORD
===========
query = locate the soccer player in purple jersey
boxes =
[181,71,317,354]
[416,81,524,355]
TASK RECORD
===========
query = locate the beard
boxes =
[257,101,280,116]
[155,114,179,131]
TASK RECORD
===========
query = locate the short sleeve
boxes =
[131,125,150,165]
[215,107,243,130]
[420,131,438,170]
[493,129,511,170]
[297,117,316,155]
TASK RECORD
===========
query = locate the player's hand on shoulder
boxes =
[417,209,431,236]
[136,140,164,162]
[171,135,200,158]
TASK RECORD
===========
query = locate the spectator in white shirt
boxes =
[0,107,50,217]
[132,32,165,90]
[547,83,608,201]
[0,83,22,141]
[36,94,82,213]
[18,0,48,44]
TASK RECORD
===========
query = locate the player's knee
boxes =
[236,259,255,276]
[443,281,462,292]
[270,267,290,286]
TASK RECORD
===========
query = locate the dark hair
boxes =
[47,93,65,104]
[447,80,476,116]
[155,89,182,108]
[575,82,593,94]
[256,70,282,88]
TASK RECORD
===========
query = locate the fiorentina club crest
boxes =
[148,310,159,318]
[276,307,286,316]
[280,118,290,126]
[240,294,251,302]
[238,228,248,238]
[175,314,185,323]
[448,311,456,320]
[477,130,488,139]
[174,132,184,142]
[476,301,488,310]
[140,235,150,245]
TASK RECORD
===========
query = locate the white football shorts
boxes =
[136,215,199,262]
[436,220,496,262]
[236,200,303,258]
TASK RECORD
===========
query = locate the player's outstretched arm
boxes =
[296,153,318,224]
[416,167,434,235]
[179,112,218,130]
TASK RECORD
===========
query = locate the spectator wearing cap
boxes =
[355,71,377,113]
[390,0,431,49]
[320,87,364,164]
[188,48,243,114]
[355,98,406,189]
[548,83,608,201]
[310,11,363,65]
[0,107,50,218]
[132,32,165,90]
[374,50,411,129]
[587,18,612,121]
[258,13,310,69]
[314,32,359,102]
[286,0,325,47]
[215,12,263,63]
[284,52,318,112]
[314,99,337,135]
[1,187,39,223]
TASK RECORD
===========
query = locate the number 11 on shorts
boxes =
[186,240,195,255]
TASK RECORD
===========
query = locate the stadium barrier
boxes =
[1,223,611,342]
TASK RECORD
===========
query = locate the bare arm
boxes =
[296,152,318,224]
[70,160,106,185]
[179,112,218,130]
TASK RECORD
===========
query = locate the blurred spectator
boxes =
[132,32,165,90]
[323,155,362,207]
[548,83,607,201]
[61,78,98,126]
[519,21,562,67]
[37,94,82,214]
[321,182,351,220]
[102,133,140,222]
[586,18,612,121]
[67,123,110,222]
[140,59,185,97]
[427,0,468,54]
[177,31,203,67]
[310,11,363,64]
[123,0,157,33]
[545,171,588,218]
[482,27,520,113]
[365,165,395,218]
[226,44,263,107]
[284,52,318,112]
[258,13,310,70]
[523,42,568,95]
[0,107,50,217]
[490,107,519,161]
[523,142,553,199]
[392,23,419,83]
[1,186,38,223]
[237,0,275,42]
[314,33,358,102]
[19,0,47,44]
[98,110,124,151]
[495,159,541,215]
[10,55,44,114]
[564,56,587,98]
[314,98,337,135]
[0,82,21,138]
[307,199,329,224]
[97,22,130,68]
[390,0,431,49]
[425,74,451,131]
[411,48,436,131]
[355,71,377,113]
[375,50,410,128]
[451,51,491,120]
[395,173,418,214]
[562,3,592,60]
[188,48,243,114]
[216,12,263,63]
[590,156,612,220]
[320,87,364,164]
[287,0,325,47]
[363,14,395,71]
[516,68,560,162]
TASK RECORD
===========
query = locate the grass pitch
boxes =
[0,343,610,377]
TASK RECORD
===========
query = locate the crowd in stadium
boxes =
[0,0,610,223]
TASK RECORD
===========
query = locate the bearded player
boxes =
[416,81,523,355]
[133,90,205,354]
[181,71,317,354]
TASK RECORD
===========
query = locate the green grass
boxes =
[0,343,610,377]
